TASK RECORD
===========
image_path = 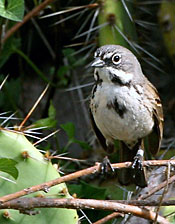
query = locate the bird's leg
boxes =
[132,148,144,171]
[132,147,147,188]
[100,156,115,174]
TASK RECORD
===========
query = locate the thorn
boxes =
[121,0,133,22]
[0,112,17,126]
[74,22,108,40]
[40,3,98,19]
[0,175,16,184]
[85,8,100,43]
[113,24,139,54]
[18,84,49,131]
[33,129,59,146]
[0,75,9,90]
[51,11,81,27]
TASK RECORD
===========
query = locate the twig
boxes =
[1,0,55,44]
[0,160,175,203]
[0,198,169,224]
[138,173,175,200]
[92,212,123,224]
[154,163,171,224]
[2,198,175,208]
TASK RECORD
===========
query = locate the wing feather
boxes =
[89,108,108,151]
[146,81,163,155]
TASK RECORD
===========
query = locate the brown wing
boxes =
[146,81,163,155]
[89,108,108,151]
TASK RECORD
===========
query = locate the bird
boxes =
[89,45,163,188]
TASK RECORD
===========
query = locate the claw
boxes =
[132,148,147,188]
[100,156,115,175]
[132,156,143,171]
[132,148,144,169]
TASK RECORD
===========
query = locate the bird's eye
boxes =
[112,54,121,65]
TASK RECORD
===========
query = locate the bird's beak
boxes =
[91,58,105,67]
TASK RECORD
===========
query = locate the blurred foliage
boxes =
[158,1,175,64]
[34,100,57,128]
[61,122,91,151]
[0,75,21,111]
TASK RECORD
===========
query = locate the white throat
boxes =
[95,67,133,85]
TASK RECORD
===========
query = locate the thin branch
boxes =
[138,172,175,200]
[0,198,169,224]
[0,160,175,203]
[1,0,55,44]
[2,198,175,208]
[154,163,171,224]
[92,212,123,224]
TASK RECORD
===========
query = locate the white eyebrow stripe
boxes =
[103,52,113,59]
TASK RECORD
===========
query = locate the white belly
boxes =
[91,83,154,145]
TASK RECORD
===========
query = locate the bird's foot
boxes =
[132,148,147,188]
[100,156,115,175]
[132,149,144,171]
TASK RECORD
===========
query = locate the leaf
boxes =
[33,101,57,128]
[48,100,56,119]
[74,139,92,150]
[0,0,24,21]
[68,182,106,199]
[63,48,76,66]
[0,158,18,179]
[60,122,75,140]
[80,181,107,199]
[57,66,70,87]
[0,38,21,68]
[0,76,21,111]
[34,117,57,128]
[0,129,78,223]
[67,184,82,197]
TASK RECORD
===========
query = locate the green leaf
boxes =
[48,100,56,119]
[80,181,107,199]
[0,0,24,21]
[57,66,69,78]
[60,122,75,140]
[68,182,107,200]
[0,37,21,68]
[0,129,78,223]
[67,184,82,197]
[63,48,76,66]
[33,101,57,128]
[34,117,57,128]
[74,139,92,150]
[57,65,70,87]
[0,158,18,179]
[0,76,21,111]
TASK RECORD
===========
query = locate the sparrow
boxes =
[89,45,163,188]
